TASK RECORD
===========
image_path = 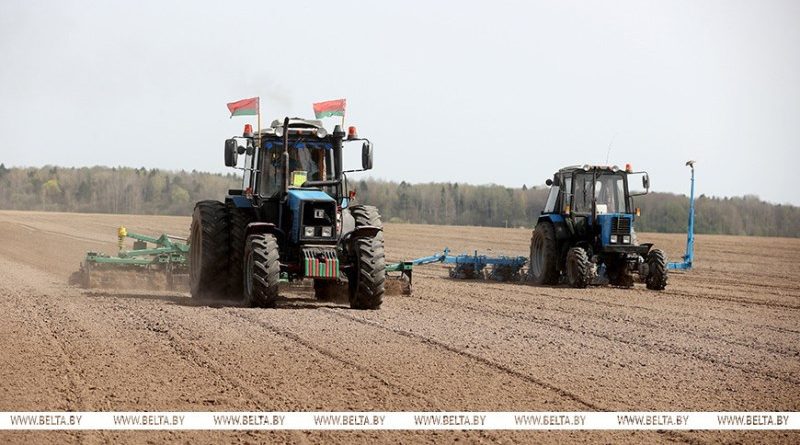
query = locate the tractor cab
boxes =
[531,164,667,290]
[542,165,649,252]
[190,116,386,310]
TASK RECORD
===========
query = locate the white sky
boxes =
[1,0,798,204]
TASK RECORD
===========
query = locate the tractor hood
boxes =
[286,189,335,207]
[286,189,337,244]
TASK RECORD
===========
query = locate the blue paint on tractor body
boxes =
[598,213,632,247]
[287,189,335,243]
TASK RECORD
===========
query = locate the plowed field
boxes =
[0,210,798,444]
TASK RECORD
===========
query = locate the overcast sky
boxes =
[1,0,798,204]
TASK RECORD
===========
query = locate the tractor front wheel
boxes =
[645,249,668,290]
[347,205,385,310]
[243,233,280,308]
[190,200,230,299]
[566,247,592,288]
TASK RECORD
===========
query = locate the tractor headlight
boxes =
[321,226,332,237]
[304,226,315,237]
[609,236,617,244]
[316,127,327,138]
[622,235,631,244]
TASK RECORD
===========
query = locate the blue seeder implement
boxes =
[386,248,528,294]
[668,161,696,270]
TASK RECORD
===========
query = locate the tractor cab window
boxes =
[260,140,335,198]
[572,174,593,214]
[595,174,626,214]
[242,147,258,192]
[571,172,627,214]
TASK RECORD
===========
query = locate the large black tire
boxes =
[529,222,559,285]
[646,248,668,290]
[566,247,592,288]
[243,234,280,308]
[228,205,254,300]
[190,200,230,299]
[347,205,385,310]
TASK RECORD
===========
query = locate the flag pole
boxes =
[257,97,261,149]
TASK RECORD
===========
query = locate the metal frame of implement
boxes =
[77,226,190,289]
[668,161,695,270]
[387,248,528,292]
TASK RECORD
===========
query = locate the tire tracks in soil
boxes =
[77,296,306,444]
[442,283,800,359]
[405,285,800,387]
[456,280,800,352]
[663,289,800,310]
[317,308,705,445]
[223,309,439,408]
[0,266,96,444]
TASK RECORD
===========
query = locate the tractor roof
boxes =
[557,164,624,175]
[269,117,324,130]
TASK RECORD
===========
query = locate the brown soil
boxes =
[0,210,798,444]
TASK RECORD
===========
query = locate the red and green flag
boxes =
[313,98,346,119]
[227,97,259,118]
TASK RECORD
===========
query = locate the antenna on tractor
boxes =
[605,132,618,165]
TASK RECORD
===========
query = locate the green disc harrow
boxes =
[72,226,190,291]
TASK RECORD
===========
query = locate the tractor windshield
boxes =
[260,140,336,197]
[572,172,627,214]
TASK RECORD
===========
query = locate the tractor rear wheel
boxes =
[529,222,559,285]
[347,205,385,310]
[228,205,254,301]
[243,233,280,308]
[566,247,592,288]
[645,249,668,290]
[190,200,230,299]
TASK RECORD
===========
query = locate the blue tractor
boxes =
[529,164,668,290]
[189,117,385,309]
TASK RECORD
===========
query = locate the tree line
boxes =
[0,164,238,215]
[352,179,800,237]
[0,164,797,237]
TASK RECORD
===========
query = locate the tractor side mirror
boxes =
[361,141,373,170]
[545,179,553,186]
[224,139,238,167]
[628,172,649,196]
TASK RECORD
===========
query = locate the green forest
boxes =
[0,164,797,237]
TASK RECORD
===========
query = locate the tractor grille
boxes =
[302,247,339,279]
[611,217,632,235]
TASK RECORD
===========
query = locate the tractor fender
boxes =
[227,195,253,208]
[337,225,383,258]
[339,225,382,246]
[245,222,284,241]
[537,214,571,241]
[347,225,382,239]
